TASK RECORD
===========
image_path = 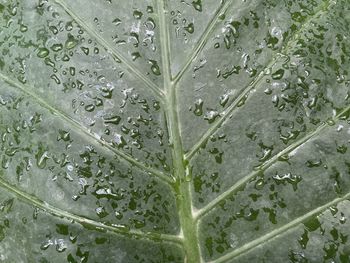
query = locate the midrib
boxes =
[157,0,202,261]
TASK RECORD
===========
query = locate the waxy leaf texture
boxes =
[1,0,350,262]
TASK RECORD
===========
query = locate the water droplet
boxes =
[104,115,121,125]
[219,94,229,107]
[96,206,108,218]
[81,46,89,55]
[131,52,141,61]
[50,43,63,52]
[184,23,194,34]
[36,150,49,169]
[194,99,203,116]
[55,239,67,252]
[37,48,49,58]
[255,178,265,190]
[49,26,58,35]
[112,18,122,26]
[65,34,78,50]
[192,0,202,11]
[146,6,153,13]
[204,110,219,123]
[40,240,53,250]
[65,21,73,31]
[149,60,161,75]
[113,134,127,148]
[85,104,95,112]
[115,211,123,219]
[20,24,28,32]
[271,69,284,80]
[133,10,143,19]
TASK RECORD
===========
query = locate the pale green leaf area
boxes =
[1,0,350,262]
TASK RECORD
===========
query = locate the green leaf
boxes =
[1,0,350,262]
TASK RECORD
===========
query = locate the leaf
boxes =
[1,0,350,262]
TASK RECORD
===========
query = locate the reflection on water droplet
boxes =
[204,110,219,123]
[40,240,53,250]
[112,18,122,26]
[84,104,95,112]
[184,23,194,34]
[219,94,229,107]
[272,69,284,80]
[194,99,203,116]
[37,48,49,58]
[81,46,89,55]
[65,34,78,50]
[104,115,121,125]
[133,10,143,19]
[51,43,63,52]
[149,60,161,75]
[20,24,28,32]
[192,0,202,12]
[36,150,49,169]
[55,239,67,252]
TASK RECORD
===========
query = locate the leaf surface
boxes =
[1,0,350,262]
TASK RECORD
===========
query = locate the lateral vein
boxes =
[194,104,350,220]
[54,0,165,99]
[173,0,235,82]
[211,191,350,263]
[185,0,332,160]
[0,73,174,185]
[0,177,182,244]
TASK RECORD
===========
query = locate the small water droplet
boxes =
[36,150,49,169]
[81,46,89,55]
[271,69,284,80]
[85,104,95,112]
[194,99,203,116]
[112,18,122,26]
[104,115,121,125]
[133,10,143,19]
[219,94,229,107]
[65,34,78,50]
[50,43,63,52]
[149,60,161,75]
[37,48,49,58]
[184,23,194,34]
[20,24,28,32]
[146,6,153,13]
[204,110,220,123]
[192,0,202,11]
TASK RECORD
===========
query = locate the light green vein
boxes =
[157,0,203,261]
[211,192,350,263]
[194,104,350,220]
[0,177,182,245]
[54,0,165,100]
[185,0,332,160]
[173,0,235,82]
[0,73,174,185]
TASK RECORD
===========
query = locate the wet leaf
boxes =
[1,0,350,262]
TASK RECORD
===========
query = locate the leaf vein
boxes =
[185,0,332,160]
[211,191,350,263]
[194,104,350,220]
[173,0,235,82]
[54,0,165,99]
[0,73,174,185]
[0,177,182,244]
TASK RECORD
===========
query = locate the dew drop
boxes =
[193,99,203,116]
[37,48,49,58]
[133,10,143,19]
[184,23,194,34]
[65,34,79,50]
[149,60,161,75]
